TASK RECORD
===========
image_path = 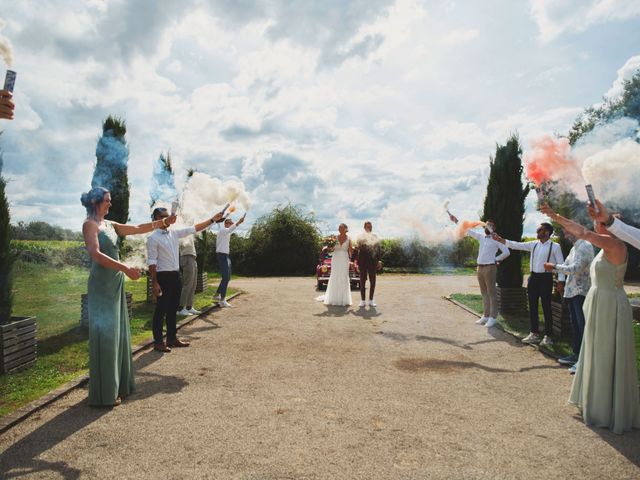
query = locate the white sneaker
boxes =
[187,308,201,315]
[213,293,222,301]
[177,308,190,316]
[485,317,498,328]
[568,364,577,374]
[220,300,232,308]
[369,299,377,307]
[475,316,488,325]
[522,332,541,344]
[539,335,554,348]
[358,300,366,307]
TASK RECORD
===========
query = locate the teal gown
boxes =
[87,221,135,405]
[569,250,640,434]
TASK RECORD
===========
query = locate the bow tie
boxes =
[161,229,170,235]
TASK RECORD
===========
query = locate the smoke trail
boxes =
[150,153,177,206]
[524,135,583,187]
[180,172,251,223]
[454,220,486,240]
[92,131,128,190]
[0,20,13,67]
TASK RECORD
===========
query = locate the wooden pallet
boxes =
[497,287,528,316]
[1,316,37,374]
[81,293,133,327]
[551,299,572,337]
[146,275,157,304]
[195,272,208,293]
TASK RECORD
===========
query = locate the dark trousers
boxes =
[152,271,181,344]
[359,262,377,300]
[527,272,553,335]
[567,295,586,357]
[216,253,231,299]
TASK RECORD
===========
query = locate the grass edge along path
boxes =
[447,293,640,384]
[0,291,243,435]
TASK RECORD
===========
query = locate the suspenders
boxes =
[531,242,553,272]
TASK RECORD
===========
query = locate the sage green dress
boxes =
[569,250,640,434]
[88,221,135,405]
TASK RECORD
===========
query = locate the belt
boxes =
[157,270,179,275]
[530,271,552,275]
[477,263,496,267]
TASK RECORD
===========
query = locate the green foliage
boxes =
[102,115,127,138]
[242,204,322,275]
[0,146,15,323]
[568,70,640,145]
[11,240,88,267]
[195,231,210,272]
[10,221,83,241]
[482,134,530,288]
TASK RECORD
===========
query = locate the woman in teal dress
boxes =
[542,204,640,434]
[81,187,175,406]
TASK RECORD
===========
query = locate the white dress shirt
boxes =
[505,238,566,281]
[608,218,640,250]
[215,224,237,255]
[147,226,196,271]
[467,229,510,264]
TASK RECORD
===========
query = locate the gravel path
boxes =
[1,275,639,479]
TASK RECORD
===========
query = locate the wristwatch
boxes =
[603,215,615,227]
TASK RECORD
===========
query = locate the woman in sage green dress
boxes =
[81,187,176,406]
[542,204,640,434]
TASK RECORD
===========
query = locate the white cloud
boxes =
[530,0,640,42]
[440,28,479,46]
[605,54,640,100]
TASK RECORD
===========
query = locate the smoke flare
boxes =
[0,20,13,67]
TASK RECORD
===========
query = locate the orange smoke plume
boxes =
[524,136,581,187]
[455,220,485,240]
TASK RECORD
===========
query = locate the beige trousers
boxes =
[179,255,198,308]
[477,264,498,318]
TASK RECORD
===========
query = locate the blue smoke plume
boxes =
[91,129,128,190]
[150,152,177,205]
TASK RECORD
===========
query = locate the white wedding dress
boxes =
[319,237,352,306]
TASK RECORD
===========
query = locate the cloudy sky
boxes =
[1,0,639,238]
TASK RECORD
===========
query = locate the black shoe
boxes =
[558,355,577,365]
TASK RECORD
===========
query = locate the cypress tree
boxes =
[0,141,15,323]
[91,116,130,224]
[482,134,530,288]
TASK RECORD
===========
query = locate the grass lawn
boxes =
[450,292,640,383]
[0,263,237,419]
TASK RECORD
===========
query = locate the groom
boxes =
[354,221,382,307]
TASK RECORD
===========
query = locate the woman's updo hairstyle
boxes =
[81,186,109,217]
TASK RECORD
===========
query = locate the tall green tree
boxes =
[244,204,321,275]
[0,142,15,323]
[91,116,130,224]
[482,134,530,288]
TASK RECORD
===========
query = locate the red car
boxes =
[316,246,359,290]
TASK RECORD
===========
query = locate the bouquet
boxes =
[323,235,337,251]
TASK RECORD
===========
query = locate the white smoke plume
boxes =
[573,117,640,209]
[0,19,13,67]
[179,172,251,224]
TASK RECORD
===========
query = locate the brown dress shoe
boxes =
[167,338,190,348]
[154,342,171,353]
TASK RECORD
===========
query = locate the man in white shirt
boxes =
[214,213,246,307]
[450,216,510,327]
[590,198,640,250]
[494,223,565,347]
[147,207,225,352]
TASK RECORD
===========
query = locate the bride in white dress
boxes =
[318,223,353,306]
